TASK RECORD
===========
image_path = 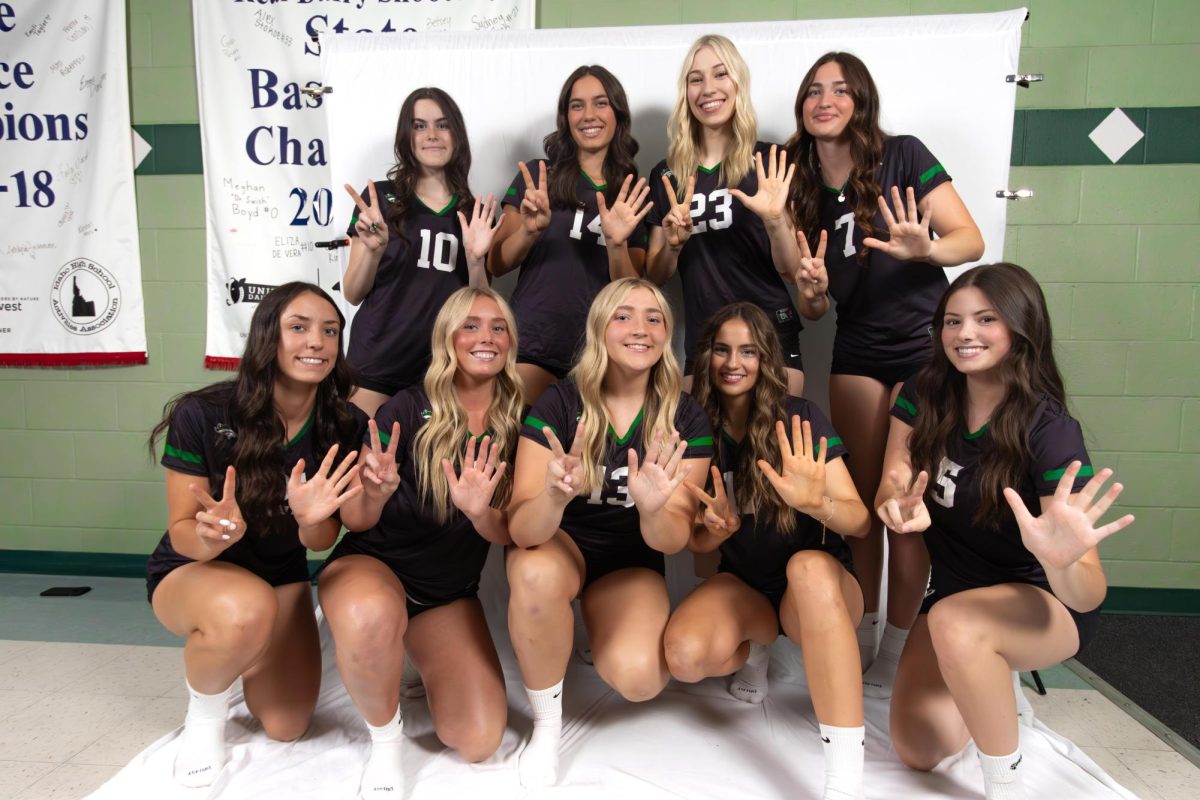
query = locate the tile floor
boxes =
[0,574,1197,799]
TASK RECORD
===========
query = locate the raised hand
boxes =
[862,186,934,261]
[597,175,652,247]
[459,192,503,264]
[361,419,401,499]
[518,160,552,236]
[661,174,695,249]
[443,435,507,520]
[683,465,740,539]
[286,444,363,528]
[190,466,245,546]
[757,417,828,513]
[627,431,691,515]
[1004,462,1134,571]
[795,229,829,302]
[876,469,931,534]
[729,144,795,224]
[344,182,389,252]
[544,424,585,503]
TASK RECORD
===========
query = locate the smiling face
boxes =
[603,286,668,374]
[410,97,454,171]
[801,60,855,142]
[275,291,341,386]
[567,73,617,156]
[686,45,738,131]
[708,318,760,400]
[941,286,1013,378]
[452,295,511,383]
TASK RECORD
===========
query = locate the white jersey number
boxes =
[416,229,459,272]
[834,212,856,258]
[932,457,963,509]
[691,188,733,234]
[568,208,607,246]
[587,464,633,508]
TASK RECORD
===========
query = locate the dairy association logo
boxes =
[50,258,121,335]
[226,277,277,305]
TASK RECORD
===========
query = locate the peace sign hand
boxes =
[190,466,245,546]
[795,229,829,301]
[597,175,652,247]
[628,432,691,515]
[443,435,508,521]
[544,423,585,504]
[876,469,931,534]
[757,417,828,512]
[458,192,503,263]
[661,174,695,249]
[862,186,933,261]
[1004,462,1135,571]
[361,419,401,500]
[729,144,796,224]
[518,160,551,236]
[344,182,389,252]
[683,465,740,540]
[286,444,363,529]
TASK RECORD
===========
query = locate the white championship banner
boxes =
[0,0,146,367]
[193,0,534,369]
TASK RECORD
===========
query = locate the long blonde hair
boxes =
[413,287,524,523]
[567,278,682,494]
[666,34,758,197]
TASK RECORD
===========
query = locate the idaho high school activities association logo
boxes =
[50,258,121,335]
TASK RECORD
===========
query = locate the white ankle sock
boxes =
[519,680,563,788]
[360,705,405,799]
[728,642,770,704]
[174,679,233,787]
[856,613,879,671]
[862,623,908,698]
[819,723,865,800]
[1013,672,1035,726]
[980,747,1027,799]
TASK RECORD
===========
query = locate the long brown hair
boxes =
[690,303,795,534]
[785,52,885,258]
[908,263,1066,526]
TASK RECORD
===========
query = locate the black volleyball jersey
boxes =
[821,135,953,365]
[503,160,649,373]
[521,380,714,555]
[345,180,470,392]
[342,387,505,600]
[717,396,853,596]
[648,142,800,361]
[891,381,1094,593]
[152,385,369,578]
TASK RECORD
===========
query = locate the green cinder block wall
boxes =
[1,0,1196,592]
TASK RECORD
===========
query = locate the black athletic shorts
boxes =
[145,537,311,603]
[831,351,925,388]
[577,540,665,591]
[719,550,859,634]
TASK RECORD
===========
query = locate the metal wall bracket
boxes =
[1006,73,1045,88]
[301,85,333,99]
[996,190,1034,200]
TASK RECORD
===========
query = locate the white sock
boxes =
[1013,671,1035,726]
[728,642,770,704]
[400,656,425,698]
[519,680,563,788]
[819,723,865,800]
[360,705,405,799]
[862,623,908,698]
[856,612,879,671]
[174,679,233,787]
[980,747,1028,800]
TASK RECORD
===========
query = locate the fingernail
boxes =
[222,534,231,541]
[219,518,230,527]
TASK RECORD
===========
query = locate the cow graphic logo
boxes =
[226,278,276,305]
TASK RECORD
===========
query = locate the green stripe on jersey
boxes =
[287,411,315,447]
[697,162,720,175]
[824,436,843,449]
[377,430,392,446]
[163,443,202,465]
[608,408,644,445]
[581,170,607,192]
[416,195,458,216]
[505,186,517,197]
[964,424,989,440]
[688,435,714,447]
[1043,464,1094,482]
[894,395,917,416]
[524,415,556,436]
[919,164,946,185]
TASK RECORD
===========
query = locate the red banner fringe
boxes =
[0,352,147,367]
[204,356,241,371]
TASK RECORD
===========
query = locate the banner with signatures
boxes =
[0,0,146,366]
[193,0,534,369]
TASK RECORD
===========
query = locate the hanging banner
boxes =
[193,0,535,369]
[0,0,146,367]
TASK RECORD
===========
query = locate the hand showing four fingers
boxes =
[344,182,389,252]
[627,432,691,515]
[443,434,508,520]
[190,466,245,546]
[598,175,652,247]
[286,444,363,529]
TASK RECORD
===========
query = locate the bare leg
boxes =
[890,615,970,771]
[582,567,673,702]
[240,582,322,741]
[350,387,392,418]
[785,367,805,398]
[664,572,777,684]
[516,363,559,407]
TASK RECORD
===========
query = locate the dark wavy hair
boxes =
[785,52,885,260]
[385,87,474,244]
[150,282,360,536]
[908,263,1066,527]
[690,303,796,534]
[543,65,640,209]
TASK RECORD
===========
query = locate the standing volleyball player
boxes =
[320,287,523,799]
[785,52,984,693]
[506,278,712,788]
[879,263,1131,800]
[342,87,501,417]
[489,65,652,404]
[647,34,817,396]
[665,303,871,800]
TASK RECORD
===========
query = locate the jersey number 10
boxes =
[416,230,460,272]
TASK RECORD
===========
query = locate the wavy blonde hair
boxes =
[413,287,524,523]
[667,34,758,198]
[567,278,682,495]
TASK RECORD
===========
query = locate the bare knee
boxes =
[663,625,733,684]
[785,552,844,614]
[595,646,666,702]
[892,732,943,772]
[508,550,575,611]
[437,714,505,763]
[259,708,312,743]
[328,591,407,663]
[203,585,277,657]
[927,600,991,669]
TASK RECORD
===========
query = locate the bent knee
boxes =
[893,735,943,772]
[438,716,505,763]
[785,551,844,603]
[327,592,407,655]
[205,588,278,653]
[927,601,991,663]
[507,550,575,605]
[260,710,312,743]
[596,649,667,702]
[663,629,730,683]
